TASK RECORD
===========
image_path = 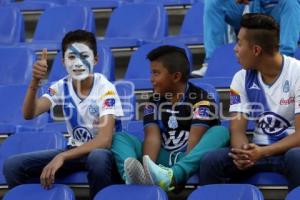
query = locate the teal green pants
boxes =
[111,125,229,184]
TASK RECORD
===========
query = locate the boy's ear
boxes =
[172,72,182,83]
[252,44,262,56]
[94,55,99,65]
[61,58,65,66]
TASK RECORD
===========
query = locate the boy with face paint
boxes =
[3,30,124,199]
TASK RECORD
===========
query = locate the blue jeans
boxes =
[204,0,300,60]
[3,148,121,199]
[198,147,300,190]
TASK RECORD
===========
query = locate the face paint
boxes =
[64,43,95,81]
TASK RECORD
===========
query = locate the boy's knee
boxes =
[87,149,112,167]
[285,147,300,164]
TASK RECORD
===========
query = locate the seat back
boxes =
[94,184,168,200]
[33,5,95,42]
[0,47,35,85]
[187,184,264,200]
[115,81,136,122]
[180,2,204,37]
[0,7,24,44]
[48,45,115,82]
[286,186,300,200]
[24,0,67,3]
[125,42,193,80]
[3,184,74,200]
[0,84,48,134]
[105,3,167,41]
[0,131,66,159]
[206,43,240,78]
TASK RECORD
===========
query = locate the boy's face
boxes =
[234,28,258,70]
[63,42,96,81]
[150,61,174,95]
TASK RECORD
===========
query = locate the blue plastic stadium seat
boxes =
[129,0,195,7]
[164,2,204,45]
[0,131,66,184]
[3,184,74,200]
[243,172,288,186]
[286,186,300,200]
[67,0,120,10]
[99,3,168,49]
[0,7,25,45]
[192,43,240,89]
[94,184,168,200]
[20,5,95,52]
[0,46,35,85]
[125,120,143,140]
[187,184,264,200]
[124,42,193,90]
[6,0,67,12]
[0,84,48,135]
[48,44,115,82]
[115,80,136,126]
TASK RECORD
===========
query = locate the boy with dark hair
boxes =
[3,29,123,199]
[199,13,300,190]
[111,45,229,191]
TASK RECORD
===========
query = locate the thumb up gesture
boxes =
[32,48,48,81]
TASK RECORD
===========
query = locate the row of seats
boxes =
[0,2,204,50]
[4,182,300,200]
[0,81,135,136]
[1,0,203,11]
[0,82,288,187]
[0,42,239,89]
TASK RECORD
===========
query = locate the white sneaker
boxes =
[191,63,208,77]
[143,155,174,191]
[124,157,152,185]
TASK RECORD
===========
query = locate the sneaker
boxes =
[191,63,208,77]
[124,157,152,185]
[143,155,174,191]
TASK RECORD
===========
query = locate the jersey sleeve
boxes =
[191,91,219,128]
[99,84,124,118]
[229,70,250,114]
[294,74,300,114]
[143,97,158,127]
[41,81,62,108]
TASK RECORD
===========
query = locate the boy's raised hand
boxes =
[32,48,48,81]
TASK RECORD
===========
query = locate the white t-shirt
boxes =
[230,55,300,145]
[43,73,124,147]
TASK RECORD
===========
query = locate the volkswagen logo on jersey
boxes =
[73,126,93,143]
[256,112,290,136]
[162,130,189,150]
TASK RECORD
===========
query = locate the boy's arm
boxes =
[23,49,51,119]
[230,112,249,148]
[236,115,300,163]
[40,114,115,188]
[143,124,161,162]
